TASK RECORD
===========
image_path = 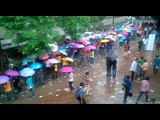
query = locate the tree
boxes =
[89,16,106,32]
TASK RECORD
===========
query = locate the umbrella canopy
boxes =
[117,34,124,37]
[29,62,42,69]
[59,50,68,56]
[65,57,74,62]
[22,58,34,63]
[52,51,61,56]
[87,45,96,50]
[107,31,117,35]
[59,66,74,73]
[5,70,19,76]
[121,31,128,36]
[68,42,76,46]
[39,54,49,60]
[0,75,10,84]
[46,58,60,64]
[82,41,91,46]
[20,67,35,77]
[100,39,109,43]
[73,43,84,48]
[82,47,90,51]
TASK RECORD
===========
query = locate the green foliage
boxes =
[0,16,106,56]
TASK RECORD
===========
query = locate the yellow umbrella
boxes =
[100,39,109,43]
[65,57,74,62]
[123,28,129,31]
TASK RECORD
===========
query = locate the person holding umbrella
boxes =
[52,63,58,80]
[12,76,22,94]
[68,71,75,92]
[3,80,17,101]
[26,76,35,98]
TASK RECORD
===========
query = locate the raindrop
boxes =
[39,95,43,98]
[56,94,59,97]
[25,91,28,93]
[49,92,52,95]
[150,90,154,92]
[111,96,116,98]
[118,91,123,94]
[116,82,120,84]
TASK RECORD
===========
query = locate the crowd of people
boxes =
[0,17,159,104]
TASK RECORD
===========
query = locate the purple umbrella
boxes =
[87,45,96,50]
[0,75,9,84]
[5,70,19,76]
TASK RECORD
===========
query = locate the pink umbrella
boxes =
[121,31,128,36]
[59,66,74,73]
[46,58,60,64]
[82,47,90,51]
[68,42,76,46]
[5,70,19,76]
[87,45,96,50]
[78,39,87,43]
[39,54,49,60]
[74,43,84,48]
[82,41,91,46]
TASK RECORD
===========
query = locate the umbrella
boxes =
[69,42,76,46]
[59,50,68,56]
[82,41,91,46]
[5,70,19,76]
[82,47,90,51]
[74,44,84,48]
[0,75,9,84]
[107,31,117,35]
[39,54,49,60]
[52,51,61,56]
[59,66,74,73]
[65,57,74,62]
[87,45,96,50]
[117,34,124,37]
[121,31,128,36]
[29,62,42,69]
[20,67,35,77]
[46,58,60,64]
[100,39,109,43]
[22,58,34,63]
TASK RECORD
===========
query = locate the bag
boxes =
[128,92,133,97]
[122,83,126,91]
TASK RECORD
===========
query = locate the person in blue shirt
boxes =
[75,82,86,104]
[153,55,160,75]
[123,75,132,104]
[26,76,35,98]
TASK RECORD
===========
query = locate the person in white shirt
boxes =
[68,72,74,92]
[142,36,148,50]
[130,58,138,81]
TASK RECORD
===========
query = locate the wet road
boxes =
[1,40,160,104]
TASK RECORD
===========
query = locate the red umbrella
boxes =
[39,54,49,60]
[59,66,74,73]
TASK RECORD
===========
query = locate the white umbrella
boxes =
[59,50,68,56]
[20,67,35,77]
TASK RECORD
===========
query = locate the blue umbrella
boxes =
[20,67,35,77]
[29,62,42,70]
[127,29,132,33]
[22,58,34,63]
[66,45,74,49]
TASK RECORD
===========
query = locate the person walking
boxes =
[136,77,150,104]
[123,75,132,104]
[105,57,112,78]
[75,82,86,104]
[52,63,58,80]
[12,76,22,94]
[68,72,75,92]
[138,39,144,52]
[26,76,35,98]
[141,59,149,79]
[153,55,160,75]
[112,59,117,77]
[130,58,138,81]
[83,71,92,96]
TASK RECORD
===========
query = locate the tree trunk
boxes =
[0,45,9,73]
